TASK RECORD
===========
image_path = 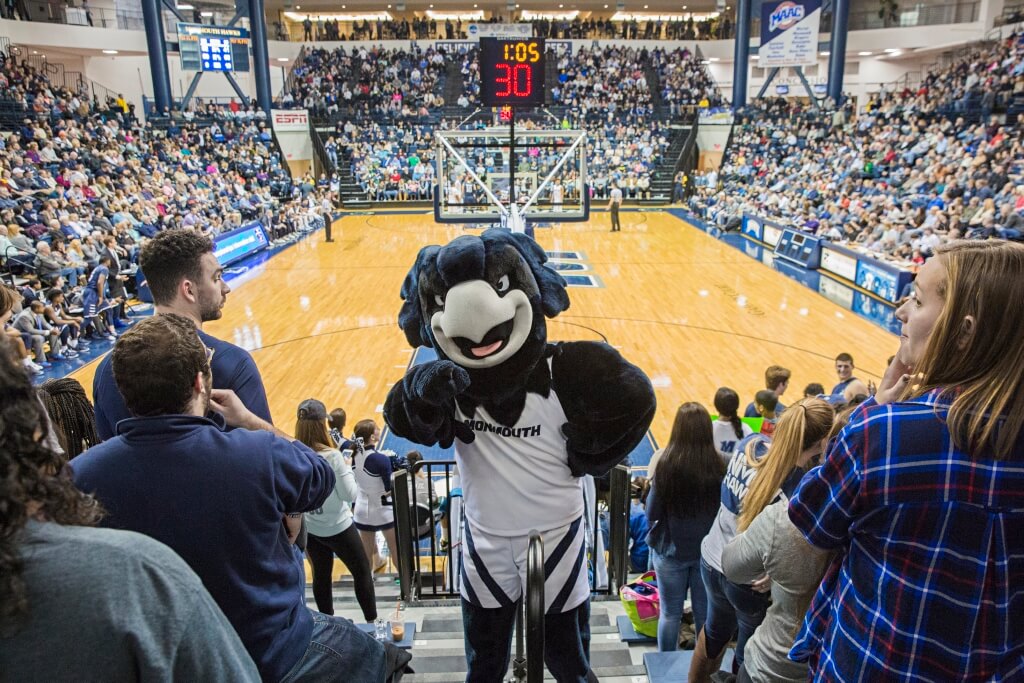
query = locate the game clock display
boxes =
[480,38,545,107]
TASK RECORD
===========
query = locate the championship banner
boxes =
[759,0,821,67]
[271,109,309,132]
[466,23,533,39]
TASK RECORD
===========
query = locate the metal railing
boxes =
[512,532,545,683]
[394,459,633,602]
[996,2,1024,25]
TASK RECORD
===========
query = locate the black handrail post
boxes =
[526,531,545,683]
[391,469,416,603]
[607,464,631,593]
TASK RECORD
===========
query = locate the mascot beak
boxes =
[431,279,533,368]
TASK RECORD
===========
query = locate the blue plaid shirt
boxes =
[788,392,1024,681]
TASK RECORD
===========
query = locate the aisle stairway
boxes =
[308,575,653,682]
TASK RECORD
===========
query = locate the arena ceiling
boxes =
[261,0,730,17]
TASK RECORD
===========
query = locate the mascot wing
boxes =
[551,341,656,477]
[384,360,475,448]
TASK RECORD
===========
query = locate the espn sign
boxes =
[272,109,309,132]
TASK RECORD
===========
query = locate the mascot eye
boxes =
[495,275,510,293]
[434,294,444,307]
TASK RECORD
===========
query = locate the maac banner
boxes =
[759,0,821,67]
[466,23,533,38]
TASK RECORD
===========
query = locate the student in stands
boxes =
[0,343,260,680]
[37,377,99,460]
[802,383,824,399]
[646,402,725,652]
[721,398,835,683]
[713,387,753,463]
[92,229,272,440]
[743,366,790,417]
[789,241,1024,681]
[295,398,378,623]
[689,399,834,683]
[753,390,778,437]
[71,315,404,682]
[829,352,858,397]
[351,419,400,573]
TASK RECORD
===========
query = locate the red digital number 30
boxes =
[495,63,532,98]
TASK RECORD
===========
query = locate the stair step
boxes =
[403,666,647,683]
[408,645,634,674]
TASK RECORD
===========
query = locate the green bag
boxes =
[618,571,659,638]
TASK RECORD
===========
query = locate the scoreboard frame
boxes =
[177,23,251,73]
[479,37,546,108]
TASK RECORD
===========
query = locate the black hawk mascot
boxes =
[384,228,655,682]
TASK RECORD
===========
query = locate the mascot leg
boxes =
[461,597,517,683]
[544,599,593,683]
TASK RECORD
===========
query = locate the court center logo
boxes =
[768,1,805,31]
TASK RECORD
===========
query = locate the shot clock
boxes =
[479,37,546,107]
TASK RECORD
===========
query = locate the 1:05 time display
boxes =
[502,41,541,63]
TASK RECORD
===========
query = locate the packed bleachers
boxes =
[277,45,448,119]
[0,50,331,368]
[690,33,1024,266]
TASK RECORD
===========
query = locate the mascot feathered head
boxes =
[398,229,570,403]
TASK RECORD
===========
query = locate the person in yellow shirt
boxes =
[115,94,128,113]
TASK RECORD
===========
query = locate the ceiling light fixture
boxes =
[102,49,119,54]
[177,3,194,9]
[820,50,830,56]
[858,51,872,56]
[277,57,289,61]
[200,10,213,16]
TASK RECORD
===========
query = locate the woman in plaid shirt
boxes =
[789,240,1024,681]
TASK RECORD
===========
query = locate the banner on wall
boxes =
[271,109,309,132]
[466,23,533,39]
[759,0,821,67]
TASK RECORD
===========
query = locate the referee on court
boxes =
[609,182,623,232]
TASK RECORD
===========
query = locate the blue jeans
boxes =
[700,558,769,666]
[462,597,591,683]
[280,609,387,683]
[651,551,706,652]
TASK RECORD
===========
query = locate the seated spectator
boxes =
[754,390,779,437]
[789,240,1024,680]
[0,343,260,681]
[803,382,825,398]
[743,365,790,417]
[830,352,858,396]
[712,387,753,463]
[70,315,407,682]
[12,299,65,364]
[37,377,99,459]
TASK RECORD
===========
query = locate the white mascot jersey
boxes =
[454,386,583,538]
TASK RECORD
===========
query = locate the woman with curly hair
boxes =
[0,344,259,679]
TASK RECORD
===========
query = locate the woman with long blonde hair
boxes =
[689,399,834,683]
[789,240,1024,681]
[721,398,835,683]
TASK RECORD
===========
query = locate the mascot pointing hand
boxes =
[384,228,656,682]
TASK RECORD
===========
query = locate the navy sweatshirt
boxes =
[71,415,335,682]
[93,327,273,441]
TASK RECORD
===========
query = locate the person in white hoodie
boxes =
[295,399,378,622]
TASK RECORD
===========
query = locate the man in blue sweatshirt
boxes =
[72,314,395,682]
[93,228,273,441]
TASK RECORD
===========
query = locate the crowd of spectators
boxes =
[300,44,716,204]
[277,45,447,119]
[690,33,1024,267]
[0,52,332,371]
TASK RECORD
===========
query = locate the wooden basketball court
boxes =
[71,210,896,445]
